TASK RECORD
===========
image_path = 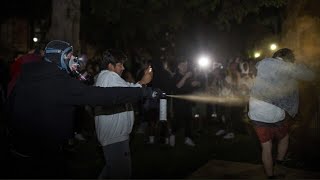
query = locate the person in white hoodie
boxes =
[94,49,152,179]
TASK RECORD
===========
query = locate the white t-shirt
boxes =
[248,97,285,123]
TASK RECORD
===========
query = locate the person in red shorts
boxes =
[248,48,315,179]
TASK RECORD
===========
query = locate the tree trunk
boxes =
[47,0,81,52]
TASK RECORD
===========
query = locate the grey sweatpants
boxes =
[98,139,131,179]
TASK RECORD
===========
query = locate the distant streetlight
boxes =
[270,43,277,51]
[33,37,38,42]
[254,52,261,58]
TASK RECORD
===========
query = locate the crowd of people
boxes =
[0,40,316,179]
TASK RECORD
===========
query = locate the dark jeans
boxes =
[99,140,131,179]
[172,100,193,138]
[9,149,67,179]
[8,136,68,179]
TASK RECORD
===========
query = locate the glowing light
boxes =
[33,37,38,42]
[254,52,261,58]
[270,43,277,51]
[198,55,210,68]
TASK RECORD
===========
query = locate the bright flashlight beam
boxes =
[33,37,38,42]
[270,44,277,51]
[198,56,210,68]
[254,52,261,58]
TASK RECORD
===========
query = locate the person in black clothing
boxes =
[6,40,157,178]
[144,58,175,144]
[170,58,200,147]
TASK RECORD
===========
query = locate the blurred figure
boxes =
[171,58,200,147]
[248,48,315,178]
[144,57,175,145]
[7,49,43,97]
[215,74,236,139]
[0,49,10,108]
[70,54,92,143]
[135,60,152,136]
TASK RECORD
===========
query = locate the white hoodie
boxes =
[94,70,141,146]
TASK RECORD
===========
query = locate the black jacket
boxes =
[9,60,143,152]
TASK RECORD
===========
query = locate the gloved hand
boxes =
[142,87,164,99]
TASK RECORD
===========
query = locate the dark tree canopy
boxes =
[81,0,287,49]
[0,0,51,21]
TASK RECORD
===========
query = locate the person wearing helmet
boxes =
[94,49,152,179]
[7,40,157,178]
[248,48,315,178]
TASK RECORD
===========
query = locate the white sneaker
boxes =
[221,115,226,123]
[148,136,155,144]
[215,129,226,136]
[184,137,195,147]
[223,132,234,139]
[169,135,175,147]
[165,138,169,145]
[74,133,86,141]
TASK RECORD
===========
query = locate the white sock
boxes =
[149,136,155,143]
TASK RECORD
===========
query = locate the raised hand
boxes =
[139,66,153,85]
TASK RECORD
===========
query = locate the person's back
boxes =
[251,56,314,117]
[11,60,76,152]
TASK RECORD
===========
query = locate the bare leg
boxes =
[277,134,289,161]
[261,140,273,176]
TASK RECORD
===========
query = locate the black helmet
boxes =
[272,48,295,63]
[44,40,73,72]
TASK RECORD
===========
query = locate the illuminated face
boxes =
[178,61,188,74]
[108,62,125,76]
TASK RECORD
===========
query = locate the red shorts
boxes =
[253,120,289,143]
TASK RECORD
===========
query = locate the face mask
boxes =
[68,56,88,81]
[68,56,79,72]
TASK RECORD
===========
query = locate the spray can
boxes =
[159,92,169,144]
[159,92,167,121]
